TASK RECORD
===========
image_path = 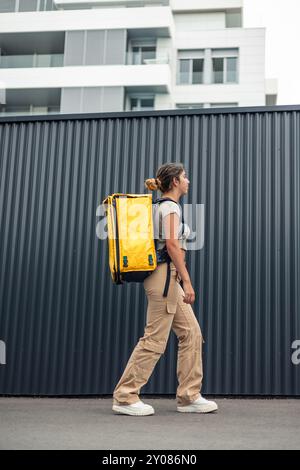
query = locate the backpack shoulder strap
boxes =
[153,198,177,239]
[153,197,178,205]
[152,197,185,298]
[153,197,184,236]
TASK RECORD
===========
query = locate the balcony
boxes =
[0,54,64,68]
[126,51,169,65]
[54,0,169,8]
[0,6,174,37]
[0,64,171,93]
[171,0,243,11]
[0,88,61,117]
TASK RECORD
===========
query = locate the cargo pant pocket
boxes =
[140,337,166,355]
[166,301,177,314]
[135,339,164,382]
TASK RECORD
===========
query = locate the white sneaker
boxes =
[112,400,155,416]
[177,395,218,413]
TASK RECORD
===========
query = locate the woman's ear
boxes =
[173,176,181,187]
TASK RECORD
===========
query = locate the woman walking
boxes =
[112,163,218,416]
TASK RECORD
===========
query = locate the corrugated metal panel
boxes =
[0,105,299,395]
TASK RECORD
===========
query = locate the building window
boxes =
[0,88,61,116]
[131,46,156,65]
[176,104,204,109]
[226,11,242,28]
[178,49,238,85]
[0,0,16,12]
[18,0,38,11]
[178,58,204,84]
[0,0,56,13]
[130,96,154,111]
[44,0,55,10]
[192,59,204,84]
[212,57,237,83]
[127,40,157,65]
[0,105,59,116]
[178,51,204,85]
[92,1,169,9]
[210,103,238,108]
[212,49,238,84]
[0,53,64,68]
[176,103,238,109]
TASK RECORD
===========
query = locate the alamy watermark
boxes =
[96,199,205,251]
[291,340,300,365]
[0,340,6,365]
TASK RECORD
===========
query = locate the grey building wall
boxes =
[64,29,127,66]
[61,29,126,113]
[0,106,300,396]
[60,87,124,113]
[0,0,55,12]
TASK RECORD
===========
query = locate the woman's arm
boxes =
[164,212,195,304]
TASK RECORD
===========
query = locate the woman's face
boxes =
[177,170,190,194]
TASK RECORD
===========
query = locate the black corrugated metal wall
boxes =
[0,106,300,395]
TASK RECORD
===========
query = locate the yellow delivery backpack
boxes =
[102,193,183,297]
[102,193,157,284]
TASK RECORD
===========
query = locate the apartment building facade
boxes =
[0,0,277,115]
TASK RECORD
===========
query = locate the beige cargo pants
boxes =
[113,261,204,407]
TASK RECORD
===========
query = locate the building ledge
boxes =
[0,64,171,93]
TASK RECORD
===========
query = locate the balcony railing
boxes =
[0,107,60,117]
[54,0,170,8]
[0,54,64,69]
[126,52,169,65]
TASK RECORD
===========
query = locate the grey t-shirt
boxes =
[153,200,190,251]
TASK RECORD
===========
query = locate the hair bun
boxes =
[144,178,158,191]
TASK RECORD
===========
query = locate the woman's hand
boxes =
[182,280,195,304]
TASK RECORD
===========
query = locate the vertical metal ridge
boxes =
[0,108,300,395]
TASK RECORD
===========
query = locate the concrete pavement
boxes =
[0,397,299,450]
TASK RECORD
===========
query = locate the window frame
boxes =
[129,95,155,111]
[128,39,157,65]
[178,57,204,85]
[212,49,239,84]
[178,48,238,85]
[176,103,204,109]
